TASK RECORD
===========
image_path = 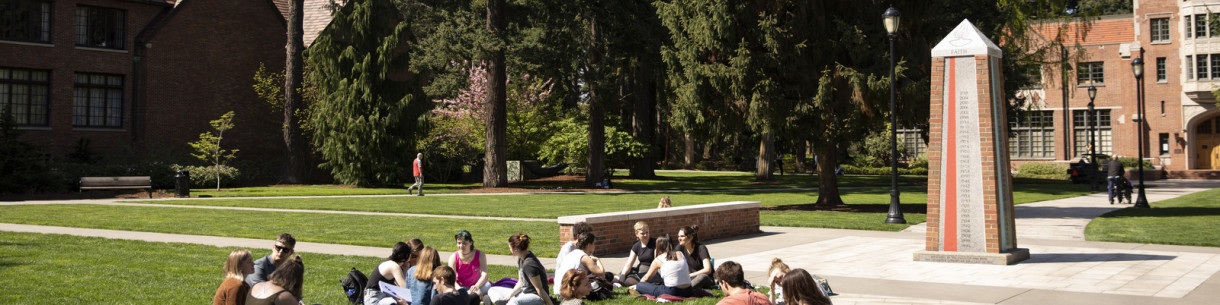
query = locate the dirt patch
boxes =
[763,203,927,214]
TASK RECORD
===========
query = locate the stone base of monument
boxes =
[913,248,1030,265]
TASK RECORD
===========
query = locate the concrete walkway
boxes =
[3,179,1219,304]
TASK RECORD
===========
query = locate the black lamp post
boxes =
[1088,84,1098,191]
[1131,58,1150,208]
[883,6,906,224]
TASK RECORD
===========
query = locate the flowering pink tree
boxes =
[421,61,559,180]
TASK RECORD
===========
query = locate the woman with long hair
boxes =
[559,269,591,305]
[635,234,693,298]
[552,232,606,296]
[678,225,714,289]
[766,258,792,304]
[406,246,441,305]
[779,269,832,305]
[484,233,555,305]
[246,257,304,305]
[448,230,492,300]
[364,242,413,305]
[213,249,253,305]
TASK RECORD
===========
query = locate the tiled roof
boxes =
[1031,16,1133,46]
[270,0,290,20]
[303,0,341,47]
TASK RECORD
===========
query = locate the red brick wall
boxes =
[141,0,286,166]
[0,0,168,156]
[558,203,760,256]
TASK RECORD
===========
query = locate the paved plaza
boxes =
[3,179,1219,304]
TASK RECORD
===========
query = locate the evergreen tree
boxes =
[306,0,427,186]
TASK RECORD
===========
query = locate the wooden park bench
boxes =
[79,176,153,198]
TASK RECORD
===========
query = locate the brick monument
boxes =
[914,20,1029,265]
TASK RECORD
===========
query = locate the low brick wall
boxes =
[557,201,761,256]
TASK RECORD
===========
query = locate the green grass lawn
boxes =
[0,204,558,257]
[0,231,727,304]
[190,183,477,197]
[0,231,520,304]
[1085,187,1220,247]
[761,210,928,231]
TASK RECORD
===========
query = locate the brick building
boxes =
[995,0,1220,177]
[0,0,335,174]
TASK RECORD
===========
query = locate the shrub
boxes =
[907,154,929,169]
[1014,162,1068,180]
[172,165,240,188]
[840,165,928,176]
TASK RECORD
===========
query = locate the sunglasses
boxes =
[275,245,294,253]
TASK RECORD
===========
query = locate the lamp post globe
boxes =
[884,6,905,224]
[1131,58,1150,208]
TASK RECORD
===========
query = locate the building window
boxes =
[0,68,50,126]
[1010,110,1056,159]
[897,128,926,160]
[1198,54,1209,80]
[0,0,52,43]
[73,73,123,128]
[1076,62,1104,85]
[1156,57,1167,82]
[1161,101,1166,116]
[1187,55,1194,80]
[1197,14,1208,38]
[1159,133,1170,156]
[1151,18,1170,43]
[1186,15,1193,39]
[1072,110,1112,158]
[75,6,125,50]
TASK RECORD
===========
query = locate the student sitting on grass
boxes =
[430,266,468,305]
[779,269,832,305]
[449,230,492,301]
[766,258,791,305]
[553,232,608,296]
[246,257,304,305]
[407,246,442,305]
[678,225,715,289]
[213,249,253,305]
[714,261,771,305]
[559,269,591,305]
[635,234,693,298]
[616,221,660,286]
[247,233,296,287]
[556,222,592,270]
[485,233,555,305]
[365,242,413,305]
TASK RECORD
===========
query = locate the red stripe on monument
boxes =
[944,57,958,252]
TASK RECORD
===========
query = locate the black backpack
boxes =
[340,268,368,305]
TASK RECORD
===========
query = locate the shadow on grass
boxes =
[1024,253,1175,264]
[1098,207,1220,218]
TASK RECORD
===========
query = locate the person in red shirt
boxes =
[408,153,423,196]
[715,261,772,305]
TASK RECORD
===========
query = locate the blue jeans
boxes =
[1108,176,1121,202]
[635,282,692,298]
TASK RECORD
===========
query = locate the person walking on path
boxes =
[408,153,424,196]
[1107,157,1125,205]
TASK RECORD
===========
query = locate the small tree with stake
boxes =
[189,111,238,190]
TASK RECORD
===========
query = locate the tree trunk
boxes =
[629,60,656,179]
[813,139,844,206]
[483,0,508,187]
[793,134,807,173]
[756,132,774,181]
[280,0,306,184]
[684,132,696,169]
[585,17,606,187]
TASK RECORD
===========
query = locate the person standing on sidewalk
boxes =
[1107,157,1125,205]
[408,153,424,196]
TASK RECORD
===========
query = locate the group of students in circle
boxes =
[212,222,833,305]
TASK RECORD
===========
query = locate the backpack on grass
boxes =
[340,267,368,305]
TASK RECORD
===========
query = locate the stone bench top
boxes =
[557,201,761,224]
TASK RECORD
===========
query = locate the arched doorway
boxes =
[1197,116,1220,169]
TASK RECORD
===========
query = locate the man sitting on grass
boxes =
[715,261,772,305]
[247,233,297,287]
